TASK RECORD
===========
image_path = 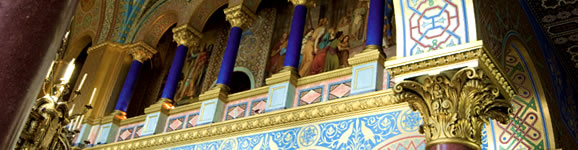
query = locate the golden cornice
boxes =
[120,114,146,126]
[170,101,202,115]
[348,47,386,66]
[100,114,120,125]
[86,90,403,150]
[297,66,352,86]
[393,67,513,150]
[86,41,126,54]
[128,41,157,63]
[198,84,229,101]
[227,86,269,102]
[265,69,299,85]
[223,4,257,29]
[144,101,170,114]
[172,24,202,47]
[385,41,516,100]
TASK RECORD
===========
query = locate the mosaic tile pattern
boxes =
[166,116,185,132]
[327,80,352,100]
[249,98,267,116]
[225,102,248,120]
[186,113,199,128]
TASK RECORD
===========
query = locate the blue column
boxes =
[366,0,385,47]
[160,45,188,101]
[283,5,307,69]
[114,60,142,113]
[216,27,243,86]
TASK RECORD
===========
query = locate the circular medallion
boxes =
[297,125,320,147]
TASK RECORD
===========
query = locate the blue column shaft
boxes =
[114,60,143,112]
[366,0,385,46]
[283,5,307,69]
[216,27,243,85]
[161,45,188,100]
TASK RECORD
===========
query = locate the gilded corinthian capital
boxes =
[289,0,316,7]
[394,68,512,149]
[128,42,157,63]
[224,5,257,29]
[172,24,202,47]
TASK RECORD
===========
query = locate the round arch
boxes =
[483,33,557,149]
[63,32,94,61]
[234,67,255,89]
[131,11,179,47]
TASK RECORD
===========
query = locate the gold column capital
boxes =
[128,42,157,63]
[394,67,513,149]
[289,0,316,7]
[224,4,257,30]
[172,24,202,47]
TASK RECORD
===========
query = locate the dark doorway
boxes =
[229,71,251,93]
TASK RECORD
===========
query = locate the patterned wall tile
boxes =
[327,79,352,101]
[249,98,267,116]
[297,86,324,106]
[225,102,248,120]
[186,113,199,128]
[166,115,185,132]
[116,127,134,142]
[132,125,144,139]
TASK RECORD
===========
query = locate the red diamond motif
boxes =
[331,84,350,98]
[301,90,321,104]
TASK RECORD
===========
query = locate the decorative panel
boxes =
[166,115,186,132]
[297,86,324,106]
[394,0,477,57]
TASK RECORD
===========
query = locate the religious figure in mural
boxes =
[338,35,351,67]
[175,44,212,101]
[311,18,330,75]
[267,32,289,77]
[324,29,343,72]
[351,1,367,40]
[383,0,395,48]
[299,29,315,77]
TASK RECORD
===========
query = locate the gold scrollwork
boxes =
[172,24,202,48]
[128,42,157,63]
[393,67,513,150]
[223,5,257,29]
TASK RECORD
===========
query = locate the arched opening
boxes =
[63,42,91,102]
[229,71,251,94]
[126,24,177,117]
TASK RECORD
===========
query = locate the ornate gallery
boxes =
[14,0,578,149]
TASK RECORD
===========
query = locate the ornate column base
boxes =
[264,67,299,112]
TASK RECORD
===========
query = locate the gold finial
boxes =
[128,42,157,63]
[223,5,257,30]
[393,67,513,150]
[172,24,202,47]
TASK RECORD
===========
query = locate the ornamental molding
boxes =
[296,66,352,86]
[393,68,513,149]
[223,4,257,29]
[227,86,269,102]
[86,90,403,150]
[128,41,157,63]
[86,41,126,54]
[385,41,516,100]
[172,24,202,48]
[348,47,386,66]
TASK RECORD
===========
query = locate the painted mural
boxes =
[266,0,374,77]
